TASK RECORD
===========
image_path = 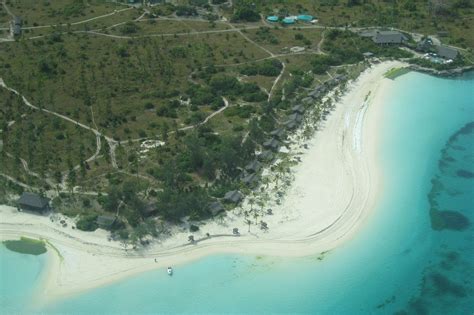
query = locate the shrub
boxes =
[76,214,98,231]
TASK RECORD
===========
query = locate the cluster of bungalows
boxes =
[266,14,316,25]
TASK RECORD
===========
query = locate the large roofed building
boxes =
[373,31,407,45]
[436,45,458,60]
[17,192,50,214]
[360,30,407,45]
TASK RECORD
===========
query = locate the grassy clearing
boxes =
[245,27,323,54]
[3,236,47,255]
[105,19,231,36]
[5,0,125,27]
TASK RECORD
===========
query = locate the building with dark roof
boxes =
[208,201,225,216]
[245,160,262,173]
[258,150,274,162]
[241,173,258,186]
[263,138,280,151]
[372,31,407,45]
[436,45,458,60]
[302,97,313,104]
[17,192,50,213]
[287,113,303,123]
[416,38,433,53]
[308,85,326,99]
[292,104,305,114]
[97,215,117,229]
[334,74,347,83]
[269,128,285,139]
[223,190,243,204]
[10,16,22,37]
[360,30,407,45]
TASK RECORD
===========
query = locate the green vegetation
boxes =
[0,0,472,247]
[76,214,99,231]
[3,237,47,255]
[384,67,411,80]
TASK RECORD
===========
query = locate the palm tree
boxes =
[245,218,252,232]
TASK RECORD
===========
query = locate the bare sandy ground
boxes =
[0,61,406,304]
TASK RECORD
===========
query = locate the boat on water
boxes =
[167,267,173,276]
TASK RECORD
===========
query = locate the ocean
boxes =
[1,70,473,314]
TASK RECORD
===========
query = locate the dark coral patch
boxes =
[430,210,470,231]
[456,169,474,178]
[430,272,467,298]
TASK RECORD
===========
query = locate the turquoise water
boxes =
[1,71,473,314]
[0,245,48,314]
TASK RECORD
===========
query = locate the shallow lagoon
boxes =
[2,71,473,314]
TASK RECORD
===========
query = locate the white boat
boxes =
[167,267,173,276]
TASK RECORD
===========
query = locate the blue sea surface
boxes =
[1,71,473,314]
[0,245,48,314]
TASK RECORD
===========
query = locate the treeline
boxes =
[239,60,283,76]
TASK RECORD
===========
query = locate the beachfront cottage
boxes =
[245,160,262,173]
[308,86,326,99]
[263,138,281,151]
[258,150,274,162]
[334,75,347,84]
[436,45,458,60]
[241,173,258,186]
[269,128,285,139]
[223,190,243,204]
[208,201,225,216]
[17,192,50,214]
[284,120,298,130]
[96,215,117,229]
[292,104,305,114]
[302,97,313,104]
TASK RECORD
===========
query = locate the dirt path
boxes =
[268,62,286,101]
[1,0,15,19]
[21,7,134,30]
[176,97,229,132]
[0,77,119,172]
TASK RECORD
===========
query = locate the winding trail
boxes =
[1,0,14,19]
[176,97,229,132]
[268,62,286,101]
[0,77,119,174]
[20,7,134,30]
[0,77,230,190]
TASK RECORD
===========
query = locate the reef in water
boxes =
[456,169,474,178]
[430,209,470,231]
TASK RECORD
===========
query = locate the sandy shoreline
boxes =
[0,61,406,305]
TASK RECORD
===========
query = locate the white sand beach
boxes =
[0,61,407,304]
